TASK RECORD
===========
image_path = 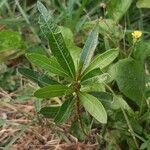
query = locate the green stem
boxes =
[75,66,88,136]
[121,108,139,149]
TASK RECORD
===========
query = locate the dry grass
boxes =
[0,89,98,150]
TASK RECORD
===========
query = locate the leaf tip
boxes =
[34,90,39,98]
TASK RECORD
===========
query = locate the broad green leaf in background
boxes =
[145,87,150,98]
[26,53,69,78]
[83,19,124,41]
[136,0,150,8]
[79,25,99,71]
[98,19,124,40]
[107,0,132,23]
[111,95,132,113]
[134,42,150,65]
[0,29,25,62]
[83,49,119,75]
[37,1,76,79]
[110,58,145,106]
[79,92,107,124]
[0,30,24,52]
[18,68,58,87]
[59,26,74,48]
[34,85,73,98]
[54,98,74,124]
[39,106,60,118]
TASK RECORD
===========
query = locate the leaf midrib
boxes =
[80,93,106,123]
[91,51,117,69]
[51,32,74,78]
[40,18,75,79]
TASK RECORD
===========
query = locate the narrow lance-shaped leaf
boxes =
[54,98,74,124]
[80,83,105,93]
[39,106,60,118]
[79,25,99,71]
[89,91,113,104]
[26,53,69,78]
[18,68,58,87]
[81,68,103,82]
[37,1,75,79]
[136,0,150,8]
[83,49,119,75]
[79,92,107,124]
[34,85,74,98]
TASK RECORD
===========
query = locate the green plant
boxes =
[19,1,118,135]
[0,29,25,62]
[18,1,150,149]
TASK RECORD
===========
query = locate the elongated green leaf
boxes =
[18,68,58,87]
[81,83,105,93]
[81,68,103,82]
[54,98,74,124]
[107,0,132,23]
[37,1,75,79]
[48,32,76,78]
[26,53,69,78]
[110,58,145,106]
[34,85,73,98]
[79,25,98,71]
[60,26,81,71]
[83,49,119,75]
[79,92,107,124]
[39,106,60,118]
[90,92,113,104]
[37,1,50,22]
[136,0,150,8]
[81,73,110,85]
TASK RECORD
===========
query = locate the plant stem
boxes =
[75,66,88,136]
[76,92,88,136]
[121,108,139,150]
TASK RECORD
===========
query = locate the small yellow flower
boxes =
[132,30,142,39]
